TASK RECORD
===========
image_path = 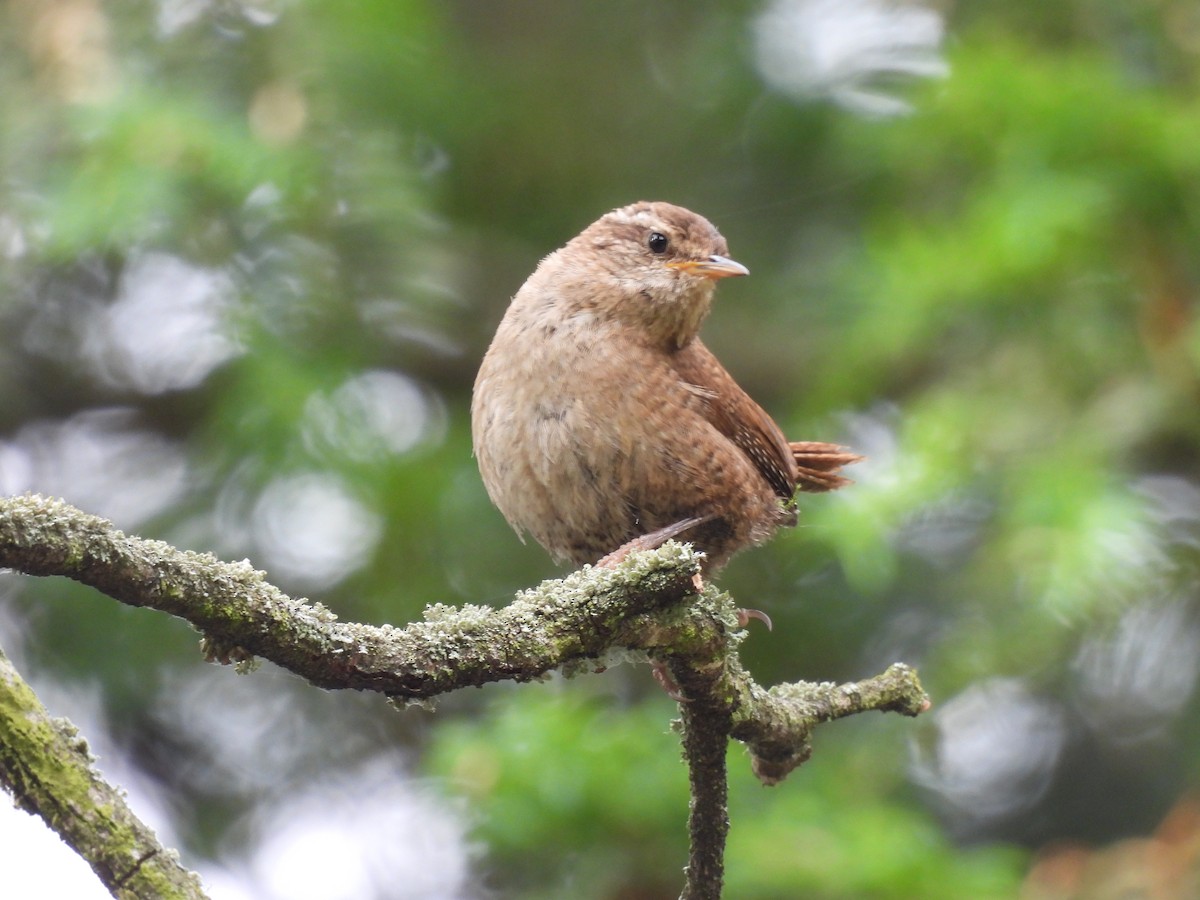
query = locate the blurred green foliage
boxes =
[429,686,1025,898]
[2,0,1200,897]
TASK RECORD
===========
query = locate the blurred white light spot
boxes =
[197,868,257,900]
[0,802,109,900]
[156,0,279,34]
[240,1,281,27]
[836,405,903,488]
[0,214,28,259]
[357,299,465,358]
[1074,602,1200,743]
[894,493,992,569]
[912,678,1065,822]
[247,759,473,900]
[261,824,366,900]
[0,409,187,528]
[241,182,286,240]
[156,668,322,795]
[156,0,211,35]
[752,0,948,116]
[1138,474,1200,550]
[78,252,241,394]
[303,370,445,463]
[0,442,34,495]
[252,473,382,590]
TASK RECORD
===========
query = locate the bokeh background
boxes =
[2,1,1200,897]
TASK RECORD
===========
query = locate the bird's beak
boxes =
[668,255,750,280]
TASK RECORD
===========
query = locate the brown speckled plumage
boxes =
[471,201,859,572]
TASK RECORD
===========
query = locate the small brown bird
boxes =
[471,201,859,575]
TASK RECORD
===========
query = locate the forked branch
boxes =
[0,494,928,899]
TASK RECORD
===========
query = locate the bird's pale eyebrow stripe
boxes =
[608,208,659,228]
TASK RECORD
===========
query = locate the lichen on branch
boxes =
[0,493,928,900]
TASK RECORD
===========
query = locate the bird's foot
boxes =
[596,515,714,568]
[736,608,773,630]
[651,660,688,702]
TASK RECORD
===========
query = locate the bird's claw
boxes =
[652,661,689,702]
[597,516,714,569]
[736,608,773,631]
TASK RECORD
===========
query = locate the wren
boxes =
[471,201,859,574]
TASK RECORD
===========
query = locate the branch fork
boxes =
[0,494,928,899]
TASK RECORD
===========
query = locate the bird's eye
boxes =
[647,232,669,254]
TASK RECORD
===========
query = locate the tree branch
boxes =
[668,654,734,900]
[655,616,927,897]
[0,642,209,899]
[0,494,700,697]
[731,663,929,785]
[0,493,929,900]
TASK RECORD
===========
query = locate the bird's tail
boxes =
[790,442,863,493]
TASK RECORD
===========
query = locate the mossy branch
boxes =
[0,643,209,899]
[0,493,928,900]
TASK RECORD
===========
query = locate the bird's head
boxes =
[560,201,748,349]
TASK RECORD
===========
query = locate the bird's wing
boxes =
[671,340,799,501]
